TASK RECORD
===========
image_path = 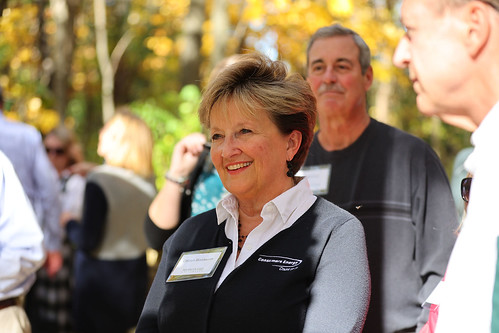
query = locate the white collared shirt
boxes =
[436,100,499,332]
[215,177,316,289]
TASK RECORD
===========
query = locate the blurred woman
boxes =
[45,126,86,222]
[64,109,156,333]
[137,52,370,333]
[26,125,85,333]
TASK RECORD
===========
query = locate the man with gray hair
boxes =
[301,24,458,332]
[393,1,499,331]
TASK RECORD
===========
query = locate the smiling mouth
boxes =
[227,162,252,171]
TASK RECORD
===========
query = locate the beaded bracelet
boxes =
[164,172,189,187]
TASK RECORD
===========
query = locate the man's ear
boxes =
[464,1,491,58]
[287,130,302,161]
[364,66,374,91]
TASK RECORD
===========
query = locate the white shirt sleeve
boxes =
[0,151,46,298]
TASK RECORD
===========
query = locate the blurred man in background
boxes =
[0,88,62,278]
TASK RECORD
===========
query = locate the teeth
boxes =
[227,162,251,171]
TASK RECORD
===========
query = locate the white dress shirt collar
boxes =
[215,177,316,227]
[214,177,316,289]
[465,100,499,175]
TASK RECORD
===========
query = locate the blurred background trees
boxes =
[0,0,470,184]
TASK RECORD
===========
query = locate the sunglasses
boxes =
[45,147,66,156]
[461,177,473,203]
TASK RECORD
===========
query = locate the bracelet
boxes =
[164,172,189,187]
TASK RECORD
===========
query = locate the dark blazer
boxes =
[137,197,370,333]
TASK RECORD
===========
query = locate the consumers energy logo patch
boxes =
[257,255,302,271]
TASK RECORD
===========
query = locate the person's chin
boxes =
[417,96,476,130]
[225,182,251,198]
[416,94,440,118]
[318,99,341,113]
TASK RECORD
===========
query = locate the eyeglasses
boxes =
[461,177,473,203]
[45,147,66,156]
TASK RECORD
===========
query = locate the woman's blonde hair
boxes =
[100,107,154,177]
[198,52,317,176]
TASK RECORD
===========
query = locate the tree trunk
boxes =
[373,80,392,124]
[50,0,79,121]
[228,1,248,55]
[209,0,229,71]
[112,29,134,106]
[179,0,205,88]
[0,0,7,16]
[94,0,115,123]
[38,0,51,88]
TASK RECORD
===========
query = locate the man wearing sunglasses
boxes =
[393,0,499,331]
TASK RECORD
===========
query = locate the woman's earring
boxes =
[286,160,294,177]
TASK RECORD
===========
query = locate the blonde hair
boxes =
[100,107,154,177]
[198,52,317,176]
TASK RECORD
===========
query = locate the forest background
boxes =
[0,0,470,187]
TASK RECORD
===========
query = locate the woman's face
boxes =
[44,134,68,174]
[97,121,121,160]
[209,100,301,204]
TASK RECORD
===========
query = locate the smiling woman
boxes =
[207,98,298,208]
[136,52,371,333]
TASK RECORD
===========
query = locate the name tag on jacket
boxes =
[296,165,331,195]
[167,247,227,282]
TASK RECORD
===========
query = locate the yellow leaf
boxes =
[327,0,353,17]
[243,0,265,21]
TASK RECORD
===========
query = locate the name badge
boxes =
[166,247,227,283]
[296,165,331,195]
